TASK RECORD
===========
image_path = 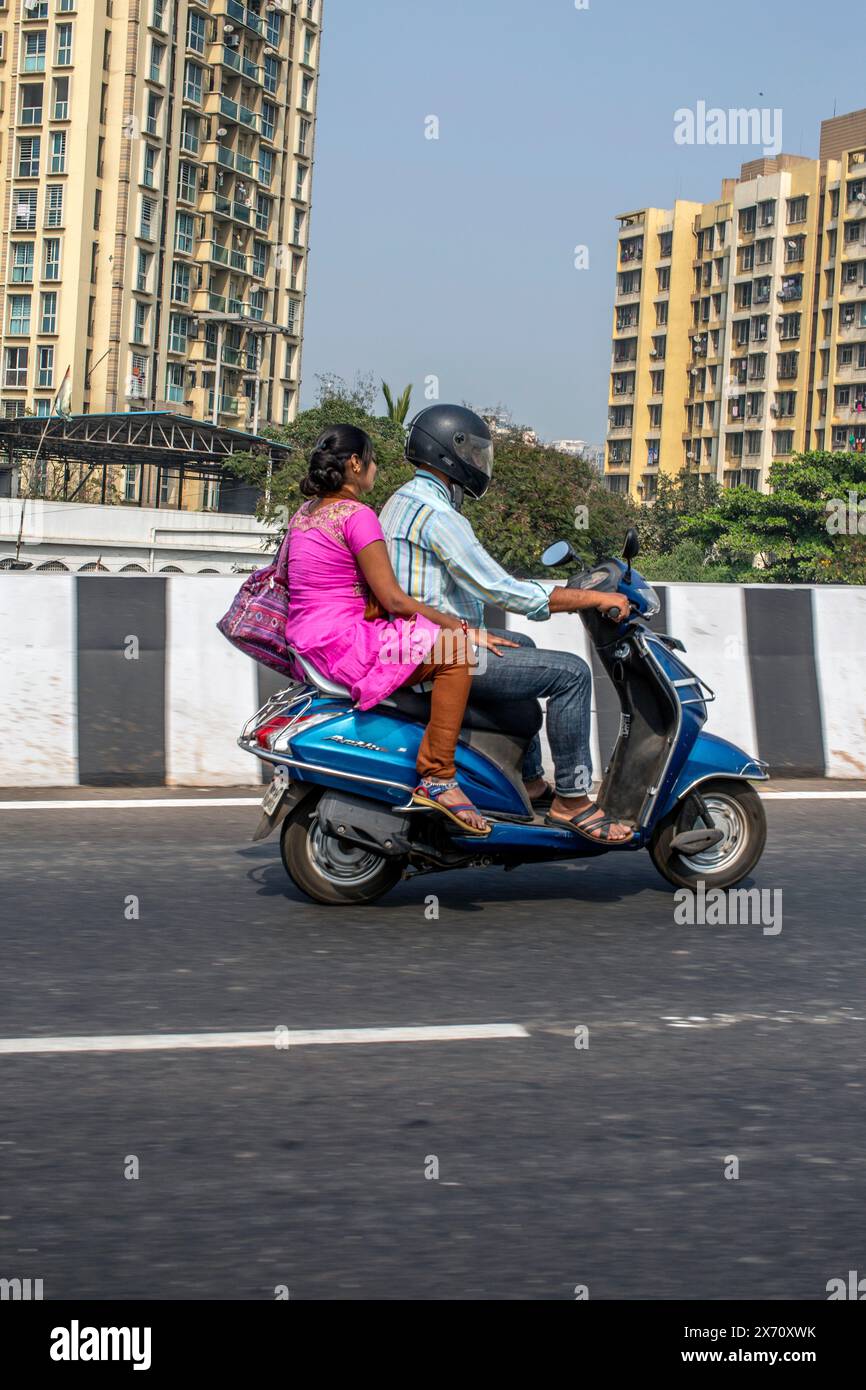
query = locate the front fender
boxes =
[658,731,768,821]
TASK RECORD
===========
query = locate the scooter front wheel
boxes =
[281,791,406,906]
[649,779,766,892]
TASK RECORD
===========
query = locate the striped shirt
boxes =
[378,471,550,627]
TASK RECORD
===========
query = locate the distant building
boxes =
[604,105,866,501]
[550,439,604,470]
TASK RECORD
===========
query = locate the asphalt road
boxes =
[0,790,865,1300]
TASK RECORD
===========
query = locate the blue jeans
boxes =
[469,629,593,796]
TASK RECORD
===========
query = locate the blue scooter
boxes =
[240,529,768,905]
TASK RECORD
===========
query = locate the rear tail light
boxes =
[254,711,336,752]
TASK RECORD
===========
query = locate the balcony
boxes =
[219,95,260,134]
[212,193,252,224]
[226,0,263,36]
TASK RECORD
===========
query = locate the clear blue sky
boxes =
[301,0,864,442]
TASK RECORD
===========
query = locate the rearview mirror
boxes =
[622,528,640,563]
[540,540,575,567]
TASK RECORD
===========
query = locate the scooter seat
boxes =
[289,647,541,740]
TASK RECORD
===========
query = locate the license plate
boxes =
[261,768,289,817]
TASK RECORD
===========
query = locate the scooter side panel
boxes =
[288,701,528,815]
[658,730,767,820]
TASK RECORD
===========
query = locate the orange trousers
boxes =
[407,630,474,782]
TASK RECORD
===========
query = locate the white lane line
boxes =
[0,1024,530,1056]
[1,791,866,811]
[0,798,262,810]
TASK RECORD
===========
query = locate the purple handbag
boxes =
[216,531,296,676]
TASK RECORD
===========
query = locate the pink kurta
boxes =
[285,498,441,710]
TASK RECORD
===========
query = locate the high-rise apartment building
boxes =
[0,0,321,440]
[604,108,866,499]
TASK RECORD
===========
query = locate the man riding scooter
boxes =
[378,405,633,846]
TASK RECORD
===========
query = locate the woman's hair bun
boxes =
[300,424,375,498]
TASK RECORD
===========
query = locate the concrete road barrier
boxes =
[1,575,864,786]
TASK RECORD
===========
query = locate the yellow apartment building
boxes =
[605,109,866,498]
[0,0,322,507]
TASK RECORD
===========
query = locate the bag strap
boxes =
[274,528,291,584]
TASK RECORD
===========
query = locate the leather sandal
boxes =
[544,803,634,846]
[412,779,491,836]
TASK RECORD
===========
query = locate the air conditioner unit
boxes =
[186,370,198,387]
[770,404,779,415]
[228,34,240,47]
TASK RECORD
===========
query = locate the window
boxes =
[252,240,267,278]
[292,209,305,245]
[773,430,794,455]
[5,347,29,388]
[136,250,151,292]
[303,28,315,65]
[12,243,35,284]
[23,31,47,73]
[133,300,149,345]
[258,147,273,186]
[658,230,673,259]
[778,351,799,379]
[152,0,165,29]
[93,188,101,229]
[140,197,155,239]
[187,11,206,53]
[297,118,311,156]
[655,301,668,327]
[171,261,190,303]
[183,60,202,104]
[123,465,138,502]
[177,160,197,202]
[294,163,307,201]
[739,206,756,235]
[43,238,61,279]
[175,211,194,254]
[264,54,279,94]
[180,112,199,154]
[255,194,270,233]
[261,101,276,142]
[59,0,75,12]
[787,195,808,224]
[785,235,805,263]
[756,238,773,265]
[14,190,38,230]
[21,84,43,125]
[149,41,164,84]
[779,312,801,340]
[25,0,49,16]
[40,291,57,333]
[165,362,185,403]
[52,77,69,122]
[300,74,313,110]
[758,199,776,227]
[266,10,282,45]
[146,92,161,137]
[17,136,41,177]
[56,23,72,65]
[45,185,64,227]
[143,143,158,188]
[286,298,299,334]
[129,353,148,399]
[37,345,54,388]
[168,313,189,353]
[9,294,31,335]
[49,130,66,174]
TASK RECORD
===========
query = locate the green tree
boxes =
[684,451,866,583]
[381,381,413,424]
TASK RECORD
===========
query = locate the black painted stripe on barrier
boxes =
[256,664,291,783]
[745,587,825,777]
[590,586,668,775]
[76,577,167,786]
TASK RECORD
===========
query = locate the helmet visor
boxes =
[452,431,494,492]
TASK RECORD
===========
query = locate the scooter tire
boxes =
[649,779,767,892]
[280,791,406,906]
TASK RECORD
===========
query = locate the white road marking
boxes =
[0,1023,530,1056]
[1,790,866,811]
[0,798,262,810]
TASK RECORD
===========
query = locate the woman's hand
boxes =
[468,628,522,658]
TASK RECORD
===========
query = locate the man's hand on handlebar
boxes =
[548,587,632,621]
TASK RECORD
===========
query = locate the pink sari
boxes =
[284,498,441,710]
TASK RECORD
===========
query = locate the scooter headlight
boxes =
[634,580,660,617]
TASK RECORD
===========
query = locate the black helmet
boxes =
[405,404,494,500]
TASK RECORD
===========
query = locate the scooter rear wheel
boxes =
[649,779,766,891]
[281,791,406,906]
